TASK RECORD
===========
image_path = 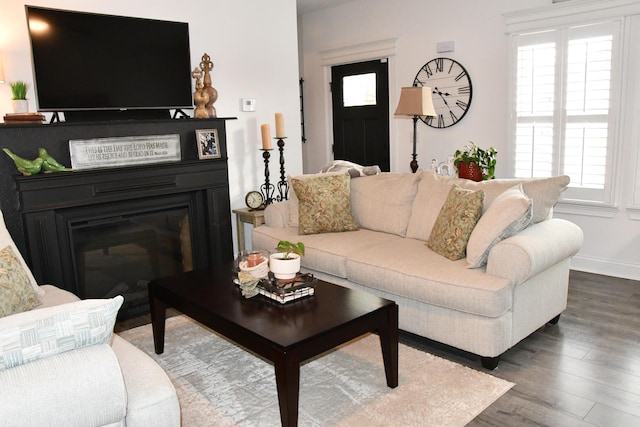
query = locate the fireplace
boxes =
[65,198,194,318]
[0,118,233,320]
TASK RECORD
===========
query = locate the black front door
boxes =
[331,60,390,172]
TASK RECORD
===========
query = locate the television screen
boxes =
[26,6,193,115]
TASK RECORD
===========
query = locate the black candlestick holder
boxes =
[260,149,275,205]
[276,137,289,202]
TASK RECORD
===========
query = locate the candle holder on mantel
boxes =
[275,137,289,202]
[260,149,275,205]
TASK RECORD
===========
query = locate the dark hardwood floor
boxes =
[116,270,640,426]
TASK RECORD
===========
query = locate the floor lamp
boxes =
[394,86,436,173]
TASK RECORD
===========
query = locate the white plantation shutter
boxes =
[511,21,621,204]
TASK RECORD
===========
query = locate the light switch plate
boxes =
[241,98,256,112]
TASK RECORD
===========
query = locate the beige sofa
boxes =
[0,211,180,426]
[252,170,584,369]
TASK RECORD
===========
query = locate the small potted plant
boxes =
[9,81,28,114]
[269,240,305,280]
[453,142,497,181]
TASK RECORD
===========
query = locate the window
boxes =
[342,73,376,107]
[511,21,621,205]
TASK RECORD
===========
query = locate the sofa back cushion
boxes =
[406,171,463,241]
[406,170,570,241]
[457,175,570,223]
[350,171,422,237]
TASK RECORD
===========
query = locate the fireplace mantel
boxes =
[0,118,234,296]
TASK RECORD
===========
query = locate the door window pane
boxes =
[343,73,376,107]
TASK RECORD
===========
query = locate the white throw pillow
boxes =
[0,295,123,371]
[466,184,533,268]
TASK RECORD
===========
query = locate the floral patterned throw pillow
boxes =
[427,185,484,260]
[0,245,41,318]
[291,173,359,235]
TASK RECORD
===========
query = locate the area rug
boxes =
[118,315,513,426]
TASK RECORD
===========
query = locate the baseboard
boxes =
[571,255,640,281]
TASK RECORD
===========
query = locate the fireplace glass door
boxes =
[70,207,193,319]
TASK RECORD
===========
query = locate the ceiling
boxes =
[296,0,358,15]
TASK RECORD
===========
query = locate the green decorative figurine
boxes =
[3,148,43,176]
[38,148,72,173]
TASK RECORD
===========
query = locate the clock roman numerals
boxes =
[456,100,468,111]
[458,86,471,95]
[422,63,433,78]
[435,58,444,73]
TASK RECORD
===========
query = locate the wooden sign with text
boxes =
[69,134,181,170]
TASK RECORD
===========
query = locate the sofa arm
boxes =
[263,200,291,228]
[486,218,583,284]
[0,344,127,427]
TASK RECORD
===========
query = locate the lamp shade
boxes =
[0,54,4,83]
[394,86,436,117]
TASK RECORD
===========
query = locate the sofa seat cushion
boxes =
[252,225,402,278]
[345,238,513,318]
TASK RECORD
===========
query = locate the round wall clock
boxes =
[413,57,473,129]
[245,191,265,210]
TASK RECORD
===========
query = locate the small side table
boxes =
[232,207,266,253]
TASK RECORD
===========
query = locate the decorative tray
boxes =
[258,272,316,304]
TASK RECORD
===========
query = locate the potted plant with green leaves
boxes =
[453,142,497,181]
[9,81,28,114]
[269,240,305,280]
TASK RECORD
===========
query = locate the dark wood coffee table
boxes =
[148,264,398,427]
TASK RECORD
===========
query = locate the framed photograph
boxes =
[196,129,221,159]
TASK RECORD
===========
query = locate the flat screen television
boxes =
[26,6,193,121]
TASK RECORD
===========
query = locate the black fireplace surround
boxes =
[0,118,234,318]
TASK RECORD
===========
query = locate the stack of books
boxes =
[3,113,46,124]
[258,284,315,304]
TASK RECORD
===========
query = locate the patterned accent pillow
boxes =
[427,185,484,260]
[467,184,533,268]
[0,245,41,318]
[291,173,359,235]
[0,295,123,371]
[0,209,43,297]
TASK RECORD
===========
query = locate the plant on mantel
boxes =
[9,81,27,100]
[453,142,497,181]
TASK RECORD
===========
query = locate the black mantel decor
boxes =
[0,118,235,318]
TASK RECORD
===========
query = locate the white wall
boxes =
[300,0,640,280]
[0,0,303,252]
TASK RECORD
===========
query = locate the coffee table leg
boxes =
[148,283,167,354]
[274,350,301,427]
[379,304,399,388]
